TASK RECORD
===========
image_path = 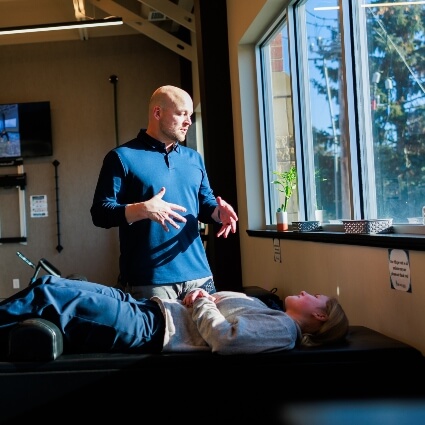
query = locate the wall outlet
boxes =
[13,279,20,289]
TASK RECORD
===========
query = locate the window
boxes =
[259,15,298,224]
[259,0,425,227]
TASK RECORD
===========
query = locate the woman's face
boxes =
[284,291,329,314]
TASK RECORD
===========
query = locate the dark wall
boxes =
[194,0,242,291]
[0,35,183,297]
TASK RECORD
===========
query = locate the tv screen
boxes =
[0,101,53,160]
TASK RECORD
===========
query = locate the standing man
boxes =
[91,85,238,300]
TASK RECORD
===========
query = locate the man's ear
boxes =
[312,311,328,322]
[153,106,161,119]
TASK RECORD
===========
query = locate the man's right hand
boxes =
[125,187,187,231]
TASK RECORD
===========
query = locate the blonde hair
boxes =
[300,297,349,347]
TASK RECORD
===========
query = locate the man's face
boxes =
[158,97,193,143]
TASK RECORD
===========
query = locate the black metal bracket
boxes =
[0,173,26,189]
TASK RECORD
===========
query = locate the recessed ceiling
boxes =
[0,0,195,60]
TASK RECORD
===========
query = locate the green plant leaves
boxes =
[271,165,297,212]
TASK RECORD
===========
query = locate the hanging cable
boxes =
[52,159,63,253]
[109,75,119,146]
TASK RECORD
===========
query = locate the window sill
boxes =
[246,224,425,252]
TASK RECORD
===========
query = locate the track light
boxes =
[0,17,123,36]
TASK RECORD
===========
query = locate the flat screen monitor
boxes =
[0,101,53,161]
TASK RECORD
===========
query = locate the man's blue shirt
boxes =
[91,129,218,285]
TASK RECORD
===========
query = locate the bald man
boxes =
[91,86,238,300]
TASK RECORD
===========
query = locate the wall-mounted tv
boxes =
[0,101,53,161]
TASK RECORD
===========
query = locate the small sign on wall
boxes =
[388,249,411,292]
[273,238,281,263]
[30,195,48,218]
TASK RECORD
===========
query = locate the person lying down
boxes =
[0,276,349,355]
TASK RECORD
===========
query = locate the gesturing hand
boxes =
[216,196,238,238]
[145,187,187,232]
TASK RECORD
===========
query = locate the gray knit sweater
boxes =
[153,291,300,355]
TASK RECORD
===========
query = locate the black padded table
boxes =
[0,325,424,424]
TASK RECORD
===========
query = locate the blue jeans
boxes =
[0,276,165,354]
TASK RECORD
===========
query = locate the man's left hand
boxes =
[215,196,238,238]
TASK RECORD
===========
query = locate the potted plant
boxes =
[314,168,325,223]
[271,165,297,231]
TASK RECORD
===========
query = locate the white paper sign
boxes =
[388,249,411,292]
[30,194,48,218]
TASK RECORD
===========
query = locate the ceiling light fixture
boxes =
[314,6,339,10]
[0,17,123,36]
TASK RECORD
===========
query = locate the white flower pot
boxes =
[315,209,324,223]
[276,211,288,231]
